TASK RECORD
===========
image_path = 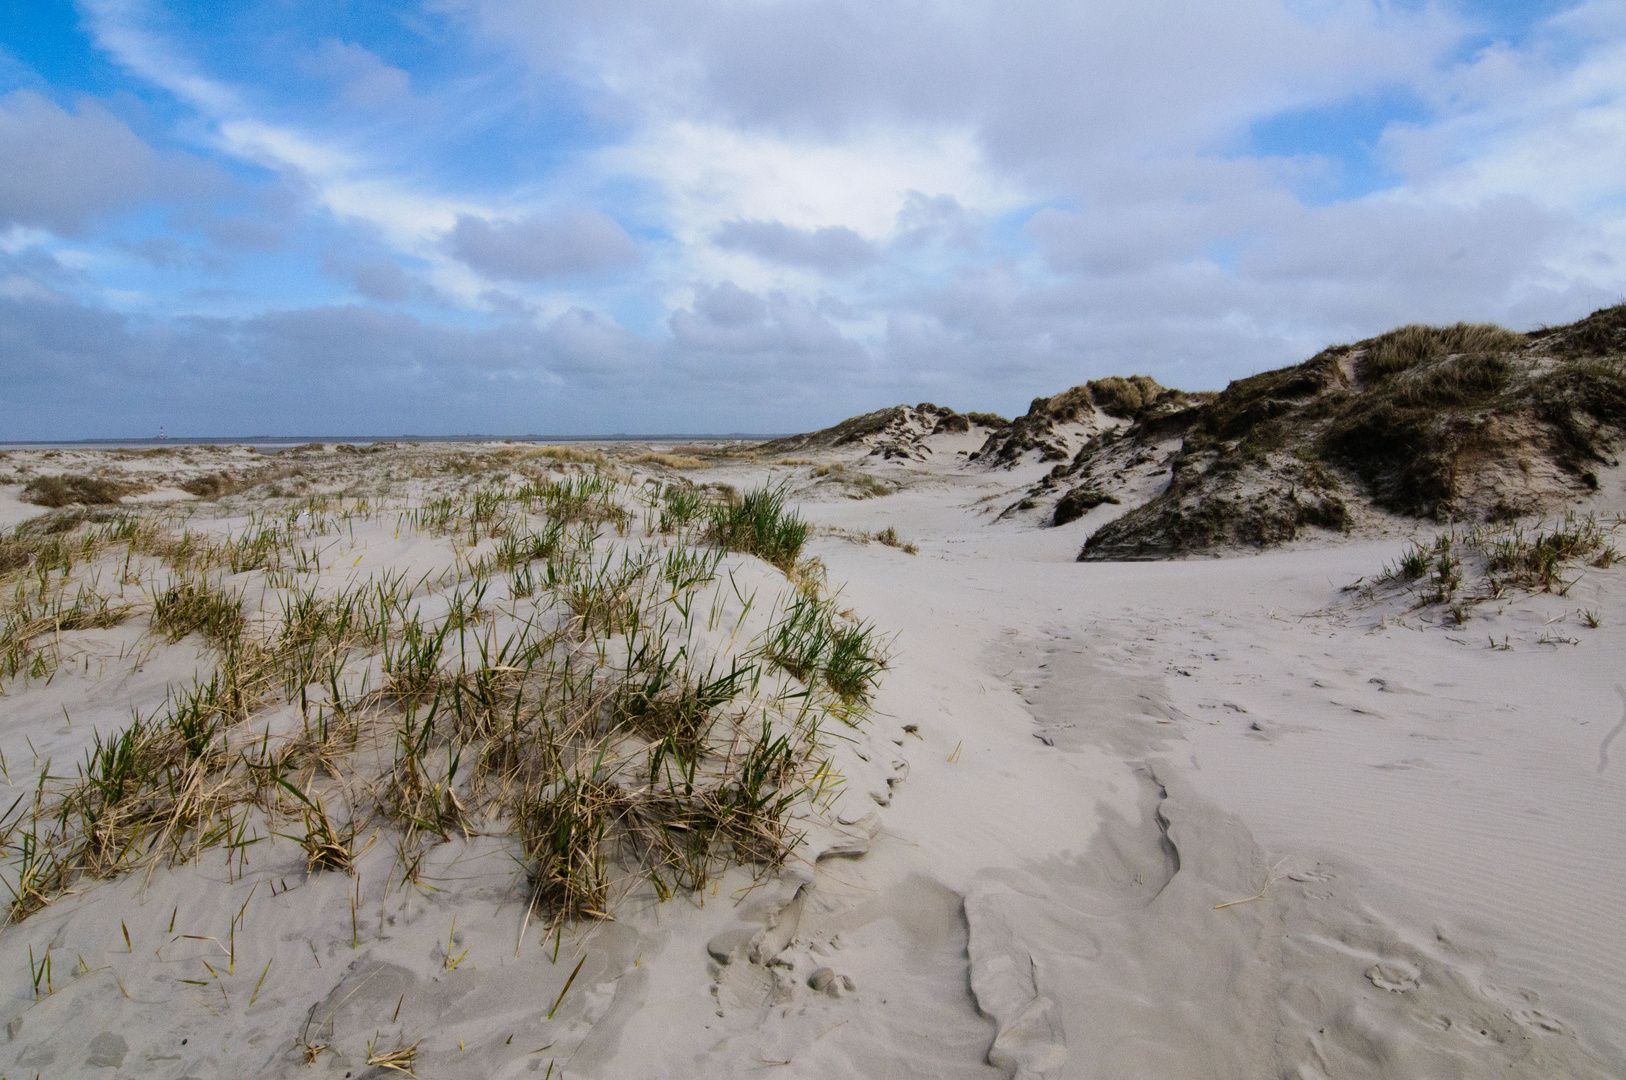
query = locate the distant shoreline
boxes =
[0,433,785,450]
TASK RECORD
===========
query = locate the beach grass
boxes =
[0,457,880,939]
[1374,510,1622,615]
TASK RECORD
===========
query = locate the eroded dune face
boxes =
[0,425,1621,1078]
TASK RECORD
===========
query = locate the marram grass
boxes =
[0,464,885,939]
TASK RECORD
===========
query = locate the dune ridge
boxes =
[0,311,1623,1076]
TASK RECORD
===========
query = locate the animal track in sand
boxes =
[1597,685,1626,774]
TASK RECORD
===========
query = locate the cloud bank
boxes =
[0,0,1622,438]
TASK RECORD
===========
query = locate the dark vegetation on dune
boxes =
[20,474,145,508]
[972,376,1212,466]
[770,305,1626,560]
[1073,305,1626,559]
[180,471,244,500]
[757,402,1006,457]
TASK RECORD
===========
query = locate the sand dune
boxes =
[0,433,1620,1077]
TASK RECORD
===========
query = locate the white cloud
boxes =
[0,90,218,234]
[1390,36,1626,215]
[603,119,1018,240]
[711,219,878,274]
[10,0,1624,435]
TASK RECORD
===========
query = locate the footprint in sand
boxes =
[1366,960,1421,992]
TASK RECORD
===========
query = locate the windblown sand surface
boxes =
[0,437,1622,1078]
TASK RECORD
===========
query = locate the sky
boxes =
[1,0,1624,438]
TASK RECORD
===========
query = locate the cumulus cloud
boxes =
[0,90,217,235]
[667,288,867,386]
[892,191,979,251]
[712,219,880,274]
[693,280,768,326]
[441,0,1621,388]
[452,0,1455,178]
[445,210,641,281]
[3,0,1623,437]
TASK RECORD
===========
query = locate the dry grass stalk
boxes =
[630,452,709,469]
[367,1038,420,1074]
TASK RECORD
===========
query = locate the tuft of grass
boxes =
[1369,512,1621,616]
[1,583,132,679]
[1395,543,1430,580]
[1086,375,1169,420]
[494,523,565,570]
[1482,511,1618,591]
[660,545,722,591]
[7,833,70,924]
[518,772,618,922]
[383,616,452,702]
[631,452,709,469]
[761,592,888,705]
[706,485,809,570]
[1358,322,1522,381]
[620,655,747,757]
[561,549,654,634]
[1429,544,1462,604]
[874,526,918,555]
[523,474,628,529]
[277,781,356,875]
[823,619,888,703]
[763,592,831,682]
[658,485,708,533]
[3,675,250,916]
[152,579,246,647]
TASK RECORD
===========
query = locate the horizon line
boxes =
[0,433,791,449]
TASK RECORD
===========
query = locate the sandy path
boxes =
[776,482,1625,1078]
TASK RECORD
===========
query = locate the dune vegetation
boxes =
[0,467,885,937]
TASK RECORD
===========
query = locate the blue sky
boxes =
[2,0,1623,438]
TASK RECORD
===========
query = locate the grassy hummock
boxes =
[0,464,885,936]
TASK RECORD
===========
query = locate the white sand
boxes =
[0,442,1621,1077]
